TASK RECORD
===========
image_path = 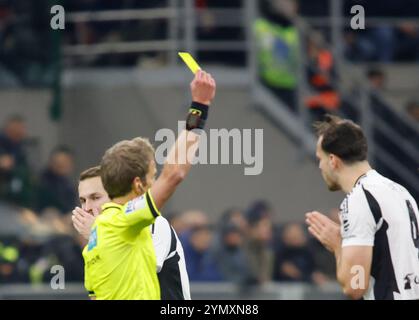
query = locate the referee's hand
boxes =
[190,70,216,106]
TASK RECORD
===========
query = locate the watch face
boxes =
[186,113,202,130]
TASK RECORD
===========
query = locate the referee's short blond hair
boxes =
[101,137,155,199]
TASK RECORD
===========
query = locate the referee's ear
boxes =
[132,177,146,196]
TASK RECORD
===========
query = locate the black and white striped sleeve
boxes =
[340,188,377,247]
[151,216,172,273]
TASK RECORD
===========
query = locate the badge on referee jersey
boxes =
[125,195,146,214]
[87,227,98,251]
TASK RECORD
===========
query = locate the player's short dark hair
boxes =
[79,166,101,181]
[314,114,368,164]
[100,137,155,199]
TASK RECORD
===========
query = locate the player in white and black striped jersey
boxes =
[306,115,419,300]
[151,216,191,300]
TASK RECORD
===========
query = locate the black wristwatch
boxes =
[186,102,209,131]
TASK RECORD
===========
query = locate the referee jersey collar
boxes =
[102,202,123,212]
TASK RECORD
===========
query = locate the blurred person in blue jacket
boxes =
[181,220,223,282]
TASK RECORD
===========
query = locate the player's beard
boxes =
[327,180,341,192]
[323,170,341,192]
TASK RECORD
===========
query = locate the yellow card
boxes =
[178,52,201,74]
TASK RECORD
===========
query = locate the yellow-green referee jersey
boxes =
[83,190,161,300]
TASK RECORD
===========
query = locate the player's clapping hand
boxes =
[72,207,99,240]
[305,211,341,253]
[190,70,216,106]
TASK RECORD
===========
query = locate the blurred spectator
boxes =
[36,146,77,215]
[393,23,419,61]
[343,0,419,62]
[170,209,221,283]
[32,235,84,283]
[164,211,187,236]
[274,222,328,284]
[406,100,419,122]
[341,67,388,123]
[365,68,398,128]
[255,0,299,110]
[0,237,24,283]
[246,200,273,221]
[213,207,254,285]
[0,0,53,85]
[367,68,386,91]
[345,27,395,62]
[243,200,274,285]
[177,210,210,236]
[219,207,248,235]
[181,223,223,282]
[213,222,254,286]
[0,115,33,207]
[306,32,340,123]
[178,210,223,281]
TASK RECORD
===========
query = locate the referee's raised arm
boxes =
[150,70,216,210]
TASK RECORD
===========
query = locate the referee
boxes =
[81,70,216,299]
[72,166,191,300]
[306,115,419,300]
